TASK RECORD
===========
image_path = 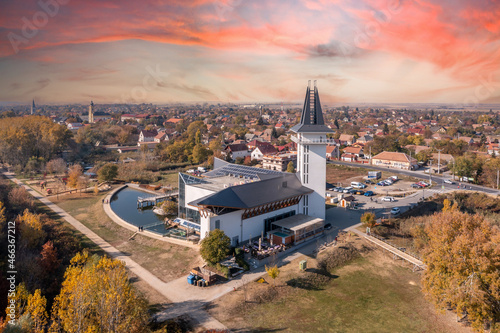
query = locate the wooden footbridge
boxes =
[137,190,178,209]
[347,226,426,272]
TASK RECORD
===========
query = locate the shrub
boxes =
[317,244,360,273]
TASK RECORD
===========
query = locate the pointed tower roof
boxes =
[32,99,35,107]
[290,81,333,134]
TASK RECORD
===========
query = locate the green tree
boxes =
[286,162,295,173]
[161,200,177,215]
[191,144,208,164]
[98,163,118,182]
[200,229,231,265]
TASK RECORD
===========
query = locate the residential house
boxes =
[371,151,418,170]
[339,134,355,146]
[251,145,278,161]
[262,153,297,172]
[223,143,250,160]
[326,145,340,160]
[139,130,158,142]
[487,143,499,156]
[343,146,363,158]
[458,136,474,145]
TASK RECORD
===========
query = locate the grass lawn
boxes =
[209,242,471,333]
[49,191,202,283]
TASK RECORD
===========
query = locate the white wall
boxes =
[185,185,215,213]
[200,205,300,245]
[232,150,250,159]
[297,133,327,220]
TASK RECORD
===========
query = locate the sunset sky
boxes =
[1,0,499,105]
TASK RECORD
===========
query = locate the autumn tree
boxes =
[422,211,500,331]
[97,163,118,183]
[265,264,280,286]
[46,158,66,175]
[200,229,231,265]
[18,209,46,249]
[8,187,35,212]
[161,200,177,215]
[67,164,83,189]
[360,212,376,228]
[0,116,70,168]
[50,251,148,333]
[26,289,48,333]
[286,161,295,173]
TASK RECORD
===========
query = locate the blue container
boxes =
[187,274,196,285]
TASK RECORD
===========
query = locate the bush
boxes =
[317,244,360,273]
[200,229,231,265]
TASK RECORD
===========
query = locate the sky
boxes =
[1,0,500,105]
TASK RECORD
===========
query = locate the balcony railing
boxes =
[291,136,336,144]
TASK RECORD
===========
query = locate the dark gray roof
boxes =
[189,173,312,209]
[290,85,333,134]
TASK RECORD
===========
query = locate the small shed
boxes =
[340,195,356,208]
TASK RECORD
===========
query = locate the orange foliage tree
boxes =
[422,210,500,331]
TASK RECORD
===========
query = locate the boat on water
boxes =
[152,206,166,216]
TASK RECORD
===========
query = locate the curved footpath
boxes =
[2,171,225,330]
[4,171,348,328]
[103,184,198,249]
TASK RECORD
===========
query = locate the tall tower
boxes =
[291,81,333,220]
[31,99,35,115]
[89,101,94,123]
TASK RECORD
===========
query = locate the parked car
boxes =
[355,190,365,195]
[444,179,454,184]
[364,191,374,196]
[385,179,394,185]
[334,187,343,192]
[324,223,332,230]
[377,181,388,186]
[382,196,395,202]
[389,176,398,181]
[343,187,353,193]
[390,207,401,215]
[411,183,423,189]
[420,181,430,186]
[364,179,374,184]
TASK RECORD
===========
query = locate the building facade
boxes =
[178,82,330,245]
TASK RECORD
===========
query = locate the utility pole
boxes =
[369,146,372,165]
[436,149,443,175]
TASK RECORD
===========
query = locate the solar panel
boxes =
[204,163,283,179]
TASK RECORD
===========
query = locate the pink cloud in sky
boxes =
[0,0,499,103]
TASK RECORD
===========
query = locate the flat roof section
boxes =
[272,214,324,232]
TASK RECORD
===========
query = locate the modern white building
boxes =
[178,82,331,246]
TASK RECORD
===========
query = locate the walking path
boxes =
[3,171,226,329]
[346,223,425,271]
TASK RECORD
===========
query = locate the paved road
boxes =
[328,160,500,195]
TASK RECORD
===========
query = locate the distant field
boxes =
[209,240,471,333]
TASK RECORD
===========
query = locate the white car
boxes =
[444,179,454,184]
[381,196,395,202]
[390,207,400,215]
[343,187,353,193]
